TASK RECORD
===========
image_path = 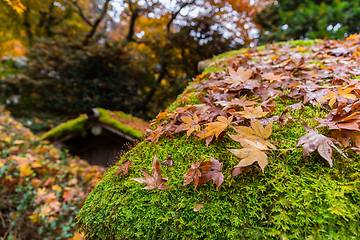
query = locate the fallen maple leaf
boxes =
[114,159,134,177]
[331,129,360,147]
[198,156,224,191]
[236,106,269,119]
[176,113,201,137]
[215,95,257,110]
[319,86,356,108]
[183,159,212,190]
[222,67,253,88]
[231,120,276,150]
[228,138,269,175]
[200,115,233,139]
[39,204,52,218]
[296,120,347,167]
[150,109,168,126]
[132,156,171,190]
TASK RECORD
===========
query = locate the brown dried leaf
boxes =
[198,156,224,191]
[222,67,253,88]
[296,120,347,167]
[114,159,134,177]
[132,156,171,190]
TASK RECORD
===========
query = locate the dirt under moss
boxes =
[76,39,360,239]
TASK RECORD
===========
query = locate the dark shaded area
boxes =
[61,128,129,167]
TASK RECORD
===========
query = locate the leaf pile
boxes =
[142,35,360,191]
[77,37,360,240]
[0,106,106,239]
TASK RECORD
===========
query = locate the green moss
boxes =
[77,39,360,239]
[40,116,87,141]
[77,97,360,239]
[97,108,144,139]
[168,92,202,113]
[203,39,321,75]
[41,108,144,141]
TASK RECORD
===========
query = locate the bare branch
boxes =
[84,0,111,44]
[166,0,195,33]
[70,0,93,27]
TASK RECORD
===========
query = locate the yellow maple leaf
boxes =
[319,86,356,108]
[228,138,269,173]
[52,184,62,192]
[236,106,269,119]
[200,116,233,139]
[37,188,47,197]
[19,164,33,177]
[29,212,41,224]
[176,113,201,137]
[0,161,4,168]
[231,120,276,150]
[68,178,78,186]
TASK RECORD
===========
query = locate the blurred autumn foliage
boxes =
[0,0,269,120]
[255,0,360,43]
[0,105,106,239]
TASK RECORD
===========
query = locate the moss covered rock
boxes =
[76,37,360,239]
[41,108,148,141]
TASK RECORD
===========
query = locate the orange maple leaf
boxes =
[176,113,201,137]
[236,106,269,119]
[199,115,234,140]
[319,86,356,108]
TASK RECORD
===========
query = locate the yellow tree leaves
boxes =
[230,120,276,150]
[0,107,106,238]
[4,0,26,14]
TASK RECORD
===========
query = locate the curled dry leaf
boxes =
[296,120,347,167]
[183,159,212,190]
[132,156,171,190]
[114,159,134,177]
[193,202,204,212]
[160,154,174,167]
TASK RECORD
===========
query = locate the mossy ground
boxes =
[76,39,360,239]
